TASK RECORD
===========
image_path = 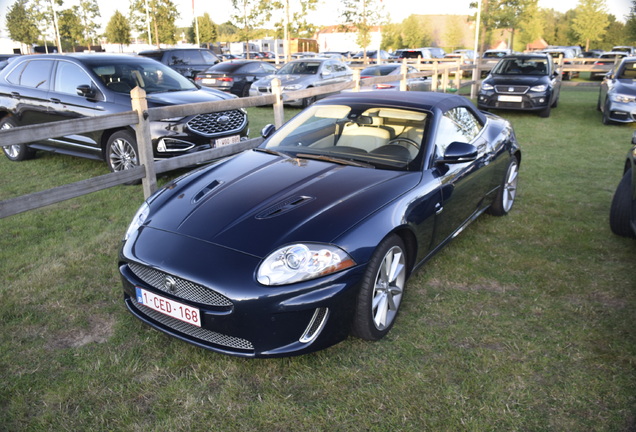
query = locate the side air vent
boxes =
[256,196,315,219]
[192,180,222,204]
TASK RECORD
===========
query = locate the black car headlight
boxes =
[480,82,494,91]
[530,84,548,92]
[257,243,356,286]
[124,202,149,241]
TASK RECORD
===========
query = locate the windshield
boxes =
[492,58,548,76]
[278,61,321,75]
[263,104,428,170]
[617,61,636,79]
[90,60,197,94]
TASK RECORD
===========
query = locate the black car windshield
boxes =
[88,59,197,94]
[263,103,428,170]
[278,61,321,75]
[492,58,548,76]
[360,65,399,76]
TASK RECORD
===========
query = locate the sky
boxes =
[0,0,632,35]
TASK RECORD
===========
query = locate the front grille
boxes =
[495,85,529,94]
[187,109,247,137]
[128,262,232,308]
[130,297,254,351]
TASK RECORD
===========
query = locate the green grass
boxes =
[1,89,635,431]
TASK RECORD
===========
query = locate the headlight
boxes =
[610,93,636,103]
[530,84,547,92]
[283,84,303,91]
[257,243,356,286]
[480,82,494,91]
[124,202,149,241]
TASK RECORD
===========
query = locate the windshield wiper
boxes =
[296,153,375,168]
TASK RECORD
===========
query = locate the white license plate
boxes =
[201,78,216,84]
[498,95,523,102]
[214,135,240,148]
[136,287,201,327]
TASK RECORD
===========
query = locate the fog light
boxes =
[539,98,545,103]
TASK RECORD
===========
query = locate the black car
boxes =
[610,132,636,238]
[138,48,220,79]
[478,53,561,118]
[194,60,278,97]
[0,54,248,172]
[119,91,521,357]
[598,56,636,125]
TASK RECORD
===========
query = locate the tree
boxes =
[401,15,431,48]
[129,0,179,46]
[625,0,636,44]
[272,0,318,39]
[189,13,217,44]
[217,21,240,42]
[380,22,404,52]
[472,0,534,52]
[78,0,101,46]
[516,0,543,50]
[231,0,272,57]
[105,10,131,51]
[58,6,83,51]
[602,15,626,50]
[339,0,385,61]
[5,0,39,51]
[445,15,467,50]
[571,0,609,51]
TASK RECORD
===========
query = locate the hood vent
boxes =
[256,195,315,219]
[192,180,222,204]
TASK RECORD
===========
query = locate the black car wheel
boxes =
[1,116,35,161]
[106,130,139,172]
[487,156,519,216]
[539,104,551,118]
[609,168,635,238]
[352,234,408,341]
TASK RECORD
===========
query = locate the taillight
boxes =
[375,83,395,89]
[218,77,233,82]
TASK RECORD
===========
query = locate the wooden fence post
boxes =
[353,69,361,92]
[432,61,439,92]
[130,87,157,199]
[400,60,408,91]
[271,78,285,129]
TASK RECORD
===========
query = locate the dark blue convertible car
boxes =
[119,91,522,357]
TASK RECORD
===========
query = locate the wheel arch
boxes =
[99,126,136,159]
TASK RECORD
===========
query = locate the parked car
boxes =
[357,64,430,91]
[478,53,561,118]
[119,90,521,357]
[482,49,512,61]
[593,52,628,79]
[540,48,579,80]
[445,49,477,64]
[598,56,636,125]
[194,60,278,97]
[0,54,248,173]
[249,58,353,107]
[611,46,636,55]
[138,48,220,79]
[394,48,432,61]
[609,132,636,238]
[422,47,446,59]
[351,50,392,63]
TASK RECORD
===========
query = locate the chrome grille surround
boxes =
[495,85,529,94]
[128,262,232,307]
[187,109,247,137]
[130,297,254,351]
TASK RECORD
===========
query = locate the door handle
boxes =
[50,98,61,104]
[10,92,19,99]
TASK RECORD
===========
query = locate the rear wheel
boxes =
[1,116,36,161]
[352,235,408,341]
[488,156,519,216]
[609,168,635,238]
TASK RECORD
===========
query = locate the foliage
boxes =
[5,0,39,48]
[602,15,627,50]
[231,0,273,54]
[625,0,636,44]
[58,6,83,51]
[188,13,217,44]
[77,0,101,46]
[129,0,179,46]
[271,0,318,39]
[338,0,385,53]
[104,10,131,49]
[445,16,468,50]
[572,0,609,51]
[217,21,240,43]
[380,22,404,51]
[515,0,542,50]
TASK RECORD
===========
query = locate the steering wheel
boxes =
[388,138,419,149]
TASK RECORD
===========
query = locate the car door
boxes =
[3,58,54,127]
[431,107,493,244]
[42,59,110,158]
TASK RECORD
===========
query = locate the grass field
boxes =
[1,87,634,431]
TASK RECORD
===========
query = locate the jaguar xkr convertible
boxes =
[119,91,522,357]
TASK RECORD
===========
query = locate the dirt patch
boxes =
[48,314,116,350]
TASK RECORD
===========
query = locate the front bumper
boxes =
[604,100,636,123]
[478,90,551,112]
[119,227,364,357]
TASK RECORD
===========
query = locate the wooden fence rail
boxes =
[0,56,616,219]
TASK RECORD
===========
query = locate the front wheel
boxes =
[609,168,636,238]
[488,156,519,216]
[352,235,408,341]
[1,116,36,161]
[105,130,139,173]
[539,105,551,118]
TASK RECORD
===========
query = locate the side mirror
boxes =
[76,84,96,98]
[437,142,478,164]
[261,124,276,139]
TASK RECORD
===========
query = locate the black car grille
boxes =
[128,262,232,308]
[130,296,254,351]
[187,109,247,137]
[495,85,529,94]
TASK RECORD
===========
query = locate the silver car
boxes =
[357,64,431,91]
[249,58,353,107]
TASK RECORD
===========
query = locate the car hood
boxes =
[487,74,549,87]
[144,149,420,257]
[145,87,232,107]
[612,80,636,95]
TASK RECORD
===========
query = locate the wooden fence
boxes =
[0,57,615,219]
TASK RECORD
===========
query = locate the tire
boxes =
[539,105,551,118]
[488,156,519,216]
[602,106,613,125]
[609,168,636,238]
[551,96,559,108]
[240,84,251,98]
[105,130,139,173]
[302,94,316,108]
[1,116,36,161]
[352,234,408,341]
